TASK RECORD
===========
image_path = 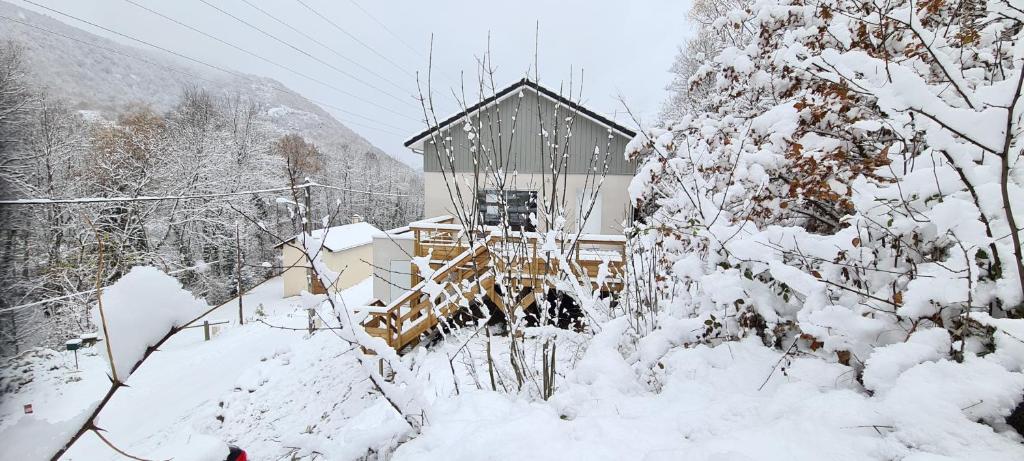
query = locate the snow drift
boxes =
[92,266,208,380]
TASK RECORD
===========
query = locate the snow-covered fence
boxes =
[180,319,230,341]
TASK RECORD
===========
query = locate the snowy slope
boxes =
[0,1,411,171]
[0,277,405,461]
[3,276,1023,460]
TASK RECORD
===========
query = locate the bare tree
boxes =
[408,40,622,400]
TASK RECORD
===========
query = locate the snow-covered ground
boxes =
[3,276,1022,461]
[400,336,1024,460]
[0,277,397,461]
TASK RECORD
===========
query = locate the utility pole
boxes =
[235,224,244,325]
[302,180,313,235]
[301,181,315,297]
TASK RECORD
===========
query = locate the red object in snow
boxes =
[226,445,246,461]
[23,404,33,414]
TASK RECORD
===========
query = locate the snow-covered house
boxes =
[364,80,635,352]
[277,220,381,297]
[405,79,637,234]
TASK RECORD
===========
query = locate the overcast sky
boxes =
[11,0,693,167]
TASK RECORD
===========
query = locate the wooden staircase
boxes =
[361,221,627,353]
[362,242,494,351]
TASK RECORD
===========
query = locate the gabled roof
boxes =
[404,79,636,152]
[274,221,381,252]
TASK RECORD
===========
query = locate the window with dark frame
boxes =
[477,189,538,231]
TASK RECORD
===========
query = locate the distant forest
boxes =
[0,40,424,355]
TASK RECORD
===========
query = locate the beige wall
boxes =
[423,172,633,234]
[281,243,374,298]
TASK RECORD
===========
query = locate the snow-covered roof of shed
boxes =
[276,221,381,253]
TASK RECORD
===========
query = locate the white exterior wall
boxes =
[371,233,416,304]
[423,171,633,235]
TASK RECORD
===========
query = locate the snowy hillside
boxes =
[0,1,404,170]
[0,278,397,461]
[3,273,1022,460]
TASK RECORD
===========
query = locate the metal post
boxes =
[203,320,210,341]
[307,308,315,334]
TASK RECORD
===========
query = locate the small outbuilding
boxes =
[277,219,380,297]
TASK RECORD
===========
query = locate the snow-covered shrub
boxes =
[628,0,1024,374]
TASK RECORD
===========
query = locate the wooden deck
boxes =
[362,219,627,352]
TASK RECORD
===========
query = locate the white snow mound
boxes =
[92,266,208,380]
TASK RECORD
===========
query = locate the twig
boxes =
[758,337,798,391]
[91,428,166,461]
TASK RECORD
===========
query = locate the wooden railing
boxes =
[362,221,627,352]
[363,243,491,350]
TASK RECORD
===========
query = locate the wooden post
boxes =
[307,308,315,334]
[203,320,211,341]
[235,224,244,325]
[412,228,421,287]
[395,309,404,347]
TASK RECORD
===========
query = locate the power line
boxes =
[0,14,202,85]
[0,16,402,137]
[238,0,411,95]
[194,0,419,112]
[0,259,224,313]
[346,0,423,60]
[21,1,250,84]
[12,2,411,133]
[118,0,413,126]
[334,117,405,137]
[294,0,418,81]
[343,0,463,91]
[0,182,410,206]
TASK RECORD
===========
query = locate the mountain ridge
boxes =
[0,1,411,173]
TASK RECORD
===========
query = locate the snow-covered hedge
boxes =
[627,0,1024,395]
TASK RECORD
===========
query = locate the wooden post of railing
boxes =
[428,295,436,327]
[395,304,405,347]
[412,228,422,287]
[385,312,393,347]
